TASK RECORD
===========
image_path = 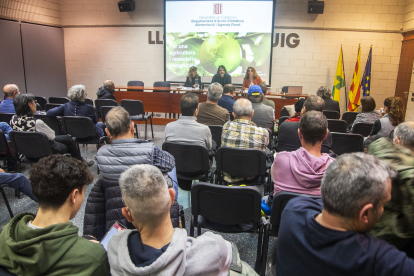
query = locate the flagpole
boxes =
[341,44,347,112]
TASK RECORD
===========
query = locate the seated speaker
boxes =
[118,0,135,12]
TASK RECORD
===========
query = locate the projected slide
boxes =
[165,0,274,85]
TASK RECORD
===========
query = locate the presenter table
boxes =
[114,86,308,125]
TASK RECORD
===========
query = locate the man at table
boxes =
[211,65,232,87]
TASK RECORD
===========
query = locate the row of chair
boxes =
[280,108,358,124]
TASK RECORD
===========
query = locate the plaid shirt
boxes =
[221,119,269,183]
[152,146,175,173]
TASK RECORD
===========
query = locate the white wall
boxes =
[0,0,60,26]
[405,0,414,32]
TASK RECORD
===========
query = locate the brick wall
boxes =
[0,0,60,26]
[405,0,414,32]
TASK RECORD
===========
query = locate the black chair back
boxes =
[95,99,118,118]
[9,131,52,160]
[0,130,9,153]
[192,182,262,229]
[331,132,364,155]
[216,147,266,184]
[60,116,96,140]
[49,97,69,104]
[35,96,47,110]
[280,107,290,118]
[270,192,321,236]
[278,116,289,126]
[153,81,171,92]
[34,114,61,135]
[341,111,359,126]
[162,142,210,178]
[352,123,373,137]
[85,98,94,106]
[208,125,223,149]
[0,113,15,125]
[100,106,116,123]
[0,265,17,276]
[45,103,62,111]
[323,110,340,119]
[127,81,144,91]
[327,119,347,133]
[120,100,145,116]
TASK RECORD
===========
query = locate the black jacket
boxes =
[323,97,340,113]
[212,73,232,87]
[96,86,116,101]
[184,76,203,89]
[83,177,182,240]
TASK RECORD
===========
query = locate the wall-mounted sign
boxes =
[148,31,163,44]
[273,33,300,48]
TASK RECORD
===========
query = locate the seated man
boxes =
[165,93,213,151]
[0,168,37,201]
[221,99,269,183]
[277,153,414,276]
[368,122,414,258]
[277,95,332,153]
[285,98,305,123]
[197,82,230,126]
[258,83,275,111]
[108,164,258,276]
[0,84,20,113]
[271,111,334,201]
[211,65,232,87]
[96,80,116,100]
[85,106,178,239]
[0,155,110,275]
[247,85,274,130]
[217,84,236,115]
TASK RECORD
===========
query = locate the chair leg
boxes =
[150,117,154,139]
[15,189,21,199]
[259,224,270,276]
[255,224,264,273]
[134,124,138,138]
[197,225,201,237]
[180,209,186,229]
[190,216,195,237]
[1,187,14,218]
[145,120,148,140]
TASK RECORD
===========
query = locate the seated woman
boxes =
[242,67,263,90]
[184,66,202,89]
[370,97,404,137]
[47,84,105,139]
[350,96,381,131]
[316,86,339,113]
[10,94,88,164]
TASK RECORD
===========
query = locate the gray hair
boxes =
[394,122,414,151]
[316,86,332,99]
[207,82,223,102]
[321,153,395,219]
[119,164,171,225]
[104,80,114,89]
[233,98,253,118]
[247,94,264,103]
[67,85,86,102]
[105,106,131,138]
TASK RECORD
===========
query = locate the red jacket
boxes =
[242,76,263,90]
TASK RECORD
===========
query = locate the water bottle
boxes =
[195,79,199,90]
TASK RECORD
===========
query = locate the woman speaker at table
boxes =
[242,66,263,90]
[184,66,202,88]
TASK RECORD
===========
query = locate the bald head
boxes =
[103,80,115,90]
[303,95,325,113]
[394,122,414,152]
[233,98,254,120]
[3,84,19,99]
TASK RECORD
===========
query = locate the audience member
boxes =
[258,83,275,111]
[212,65,232,87]
[247,85,274,130]
[277,153,414,276]
[316,85,339,113]
[0,155,110,276]
[165,93,213,150]
[47,85,105,139]
[197,82,230,125]
[108,164,258,276]
[85,106,179,239]
[276,95,332,153]
[0,122,12,140]
[351,96,381,131]
[368,122,414,258]
[10,94,86,164]
[221,99,269,183]
[285,98,305,123]
[1,84,20,113]
[370,96,404,137]
[0,168,37,201]
[270,111,334,201]
[0,122,16,171]
[217,84,236,114]
[96,80,116,100]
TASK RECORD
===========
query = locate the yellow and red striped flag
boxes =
[348,46,361,111]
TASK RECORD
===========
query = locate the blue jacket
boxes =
[0,98,15,114]
[217,94,235,113]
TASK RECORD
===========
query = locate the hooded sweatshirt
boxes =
[108,228,232,276]
[96,86,116,100]
[272,147,334,196]
[0,213,110,276]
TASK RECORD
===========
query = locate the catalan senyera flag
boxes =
[348,46,361,111]
[361,47,372,97]
[332,47,345,102]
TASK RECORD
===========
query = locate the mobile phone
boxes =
[100,222,126,250]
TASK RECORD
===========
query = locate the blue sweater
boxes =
[0,98,15,114]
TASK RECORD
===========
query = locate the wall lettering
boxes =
[273,33,300,48]
[148,31,163,44]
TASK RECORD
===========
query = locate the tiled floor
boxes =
[0,124,278,275]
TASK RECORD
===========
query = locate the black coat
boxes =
[96,86,116,100]
[323,97,340,113]
[212,73,232,87]
[83,177,182,240]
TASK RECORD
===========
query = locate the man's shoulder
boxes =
[279,121,299,132]
[284,197,323,215]
[73,236,108,261]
